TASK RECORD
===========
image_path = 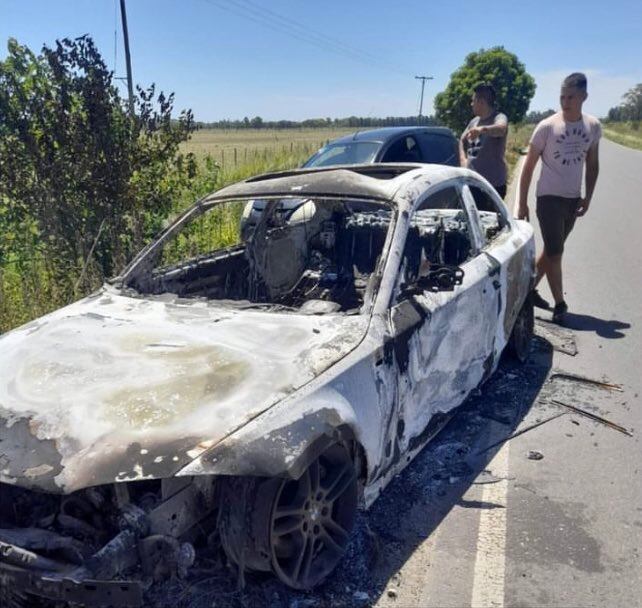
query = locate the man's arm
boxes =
[577,142,599,217]
[459,136,467,167]
[517,144,541,220]
[466,113,508,139]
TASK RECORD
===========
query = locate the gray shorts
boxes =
[536,195,581,256]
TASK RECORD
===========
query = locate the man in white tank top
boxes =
[517,73,601,323]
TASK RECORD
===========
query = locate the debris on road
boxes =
[527,450,544,460]
[477,412,566,455]
[549,371,623,391]
[551,399,633,436]
[534,319,578,356]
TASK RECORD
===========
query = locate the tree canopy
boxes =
[434,47,536,133]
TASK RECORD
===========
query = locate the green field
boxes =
[603,122,642,151]
[182,127,354,167]
[183,124,533,177]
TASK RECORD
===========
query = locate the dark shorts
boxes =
[495,184,507,199]
[536,195,581,256]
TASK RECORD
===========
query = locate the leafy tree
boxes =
[0,36,195,285]
[607,84,642,122]
[434,47,536,133]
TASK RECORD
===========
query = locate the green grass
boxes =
[603,121,642,151]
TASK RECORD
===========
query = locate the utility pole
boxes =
[415,75,434,118]
[120,0,134,115]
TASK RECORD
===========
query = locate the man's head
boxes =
[560,73,588,119]
[471,83,496,117]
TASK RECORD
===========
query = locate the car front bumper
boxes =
[0,542,143,607]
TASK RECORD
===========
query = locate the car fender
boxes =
[176,385,367,482]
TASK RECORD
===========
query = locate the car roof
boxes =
[204,163,470,206]
[328,126,456,145]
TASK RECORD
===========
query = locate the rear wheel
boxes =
[507,294,534,363]
[219,442,358,589]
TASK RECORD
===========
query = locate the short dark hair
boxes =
[473,83,496,106]
[562,73,587,92]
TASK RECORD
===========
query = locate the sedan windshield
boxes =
[123,197,393,315]
[304,142,380,167]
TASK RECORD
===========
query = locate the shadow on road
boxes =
[559,312,631,339]
[160,340,554,608]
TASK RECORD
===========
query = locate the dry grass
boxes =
[603,122,642,151]
[182,128,354,167]
[506,124,534,180]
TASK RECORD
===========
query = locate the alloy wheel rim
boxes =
[269,446,357,589]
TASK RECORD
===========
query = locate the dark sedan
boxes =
[303,126,459,168]
[241,127,460,236]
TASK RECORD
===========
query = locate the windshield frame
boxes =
[117,194,398,317]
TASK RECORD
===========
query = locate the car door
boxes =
[462,181,533,355]
[387,182,500,457]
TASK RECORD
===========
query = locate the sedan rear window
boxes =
[304,142,380,167]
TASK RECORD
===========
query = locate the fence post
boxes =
[222,149,225,165]
[234,148,238,166]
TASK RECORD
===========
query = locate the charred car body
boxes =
[0,164,534,605]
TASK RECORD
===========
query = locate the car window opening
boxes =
[468,184,508,242]
[124,197,392,314]
[397,186,474,293]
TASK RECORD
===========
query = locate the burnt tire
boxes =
[507,293,534,363]
[218,442,358,590]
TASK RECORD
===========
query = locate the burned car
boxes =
[0,164,534,606]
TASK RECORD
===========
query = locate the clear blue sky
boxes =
[2,0,641,121]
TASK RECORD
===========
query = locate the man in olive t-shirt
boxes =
[518,72,601,323]
[460,83,509,198]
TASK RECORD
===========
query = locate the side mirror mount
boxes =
[416,264,464,293]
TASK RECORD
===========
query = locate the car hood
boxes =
[0,288,367,493]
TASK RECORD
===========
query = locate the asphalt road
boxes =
[156,138,641,608]
[374,136,642,608]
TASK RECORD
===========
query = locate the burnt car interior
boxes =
[124,198,392,314]
[396,185,473,293]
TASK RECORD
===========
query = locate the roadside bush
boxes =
[0,36,199,329]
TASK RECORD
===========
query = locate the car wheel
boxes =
[219,442,358,590]
[508,293,534,363]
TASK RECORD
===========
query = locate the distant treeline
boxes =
[195,111,560,130]
[195,115,438,130]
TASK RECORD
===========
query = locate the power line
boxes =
[234,0,397,70]
[202,0,406,76]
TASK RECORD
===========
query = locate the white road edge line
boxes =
[470,441,509,608]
